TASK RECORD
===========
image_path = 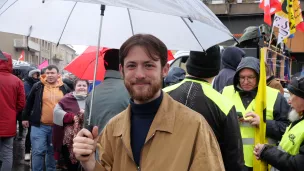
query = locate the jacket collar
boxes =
[113,92,176,150]
[104,70,122,80]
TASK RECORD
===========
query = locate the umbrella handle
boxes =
[81,125,94,157]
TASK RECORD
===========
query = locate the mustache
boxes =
[131,79,150,85]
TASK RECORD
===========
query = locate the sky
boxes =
[72,45,88,55]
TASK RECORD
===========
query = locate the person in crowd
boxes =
[84,49,129,134]
[53,79,89,171]
[73,34,225,171]
[164,45,244,171]
[213,47,245,92]
[222,57,290,171]
[0,51,25,171]
[254,76,304,171]
[163,67,186,87]
[22,65,71,171]
[23,68,41,161]
[266,64,284,94]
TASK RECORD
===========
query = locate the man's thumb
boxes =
[92,126,99,139]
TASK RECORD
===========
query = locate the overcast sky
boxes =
[73,45,88,55]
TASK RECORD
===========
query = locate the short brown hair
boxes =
[74,79,89,89]
[119,34,168,67]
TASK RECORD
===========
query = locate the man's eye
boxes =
[145,64,154,68]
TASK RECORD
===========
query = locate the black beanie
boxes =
[104,49,119,71]
[186,45,221,78]
[287,77,304,99]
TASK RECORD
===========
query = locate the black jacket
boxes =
[232,57,290,141]
[22,81,70,126]
[164,77,244,171]
[260,117,304,171]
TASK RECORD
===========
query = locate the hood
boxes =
[233,57,260,90]
[222,47,245,70]
[28,69,41,77]
[0,52,13,73]
[40,74,64,87]
[164,67,186,86]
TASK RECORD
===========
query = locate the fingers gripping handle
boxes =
[81,125,94,157]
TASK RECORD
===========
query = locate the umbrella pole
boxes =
[87,4,106,131]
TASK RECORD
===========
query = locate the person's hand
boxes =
[79,109,85,114]
[22,121,29,128]
[244,112,260,127]
[73,126,99,171]
[254,143,265,160]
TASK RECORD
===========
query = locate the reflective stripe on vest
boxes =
[222,85,278,167]
[163,78,234,115]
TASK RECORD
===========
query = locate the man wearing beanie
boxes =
[164,45,244,171]
[254,76,304,171]
[222,57,290,171]
[214,47,245,92]
[84,49,130,134]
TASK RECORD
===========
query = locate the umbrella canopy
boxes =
[0,0,233,51]
[64,46,109,81]
[65,46,176,81]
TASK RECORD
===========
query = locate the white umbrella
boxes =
[0,0,233,51]
[0,0,235,129]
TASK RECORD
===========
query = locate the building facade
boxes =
[0,32,77,72]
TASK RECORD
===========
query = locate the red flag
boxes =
[296,22,304,32]
[259,0,282,25]
[167,50,174,61]
[18,50,25,61]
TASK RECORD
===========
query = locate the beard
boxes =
[124,74,162,103]
[288,109,301,122]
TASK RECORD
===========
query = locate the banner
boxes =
[38,60,49,69]
[273,14,290,44]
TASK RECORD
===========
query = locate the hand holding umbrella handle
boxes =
[81,125,94,157]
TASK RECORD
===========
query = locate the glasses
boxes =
[239,76,256,83]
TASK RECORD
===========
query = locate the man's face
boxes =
[239,68,257,91]
[288,93,304,113]
[120,46,169,104]
[45,68,59,84]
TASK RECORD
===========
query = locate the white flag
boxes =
[273,14,290,45]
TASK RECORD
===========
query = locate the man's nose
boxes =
[134,67,145,79]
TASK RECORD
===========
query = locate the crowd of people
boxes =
[0,34,303,171]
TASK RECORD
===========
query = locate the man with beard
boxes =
[254,76,304,171]
[73,34,224,171]
[23,69,41,161]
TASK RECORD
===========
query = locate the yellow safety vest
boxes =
[270,119,304,171]
[222,85,278,167]
[163,78,233,116]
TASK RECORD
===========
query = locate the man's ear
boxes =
[119,64,124,76]
[162,63,170,78]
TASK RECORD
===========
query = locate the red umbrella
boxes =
[65,47,175,81]
[64,46,109,81]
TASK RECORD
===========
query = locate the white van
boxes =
[169,46,225,72]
